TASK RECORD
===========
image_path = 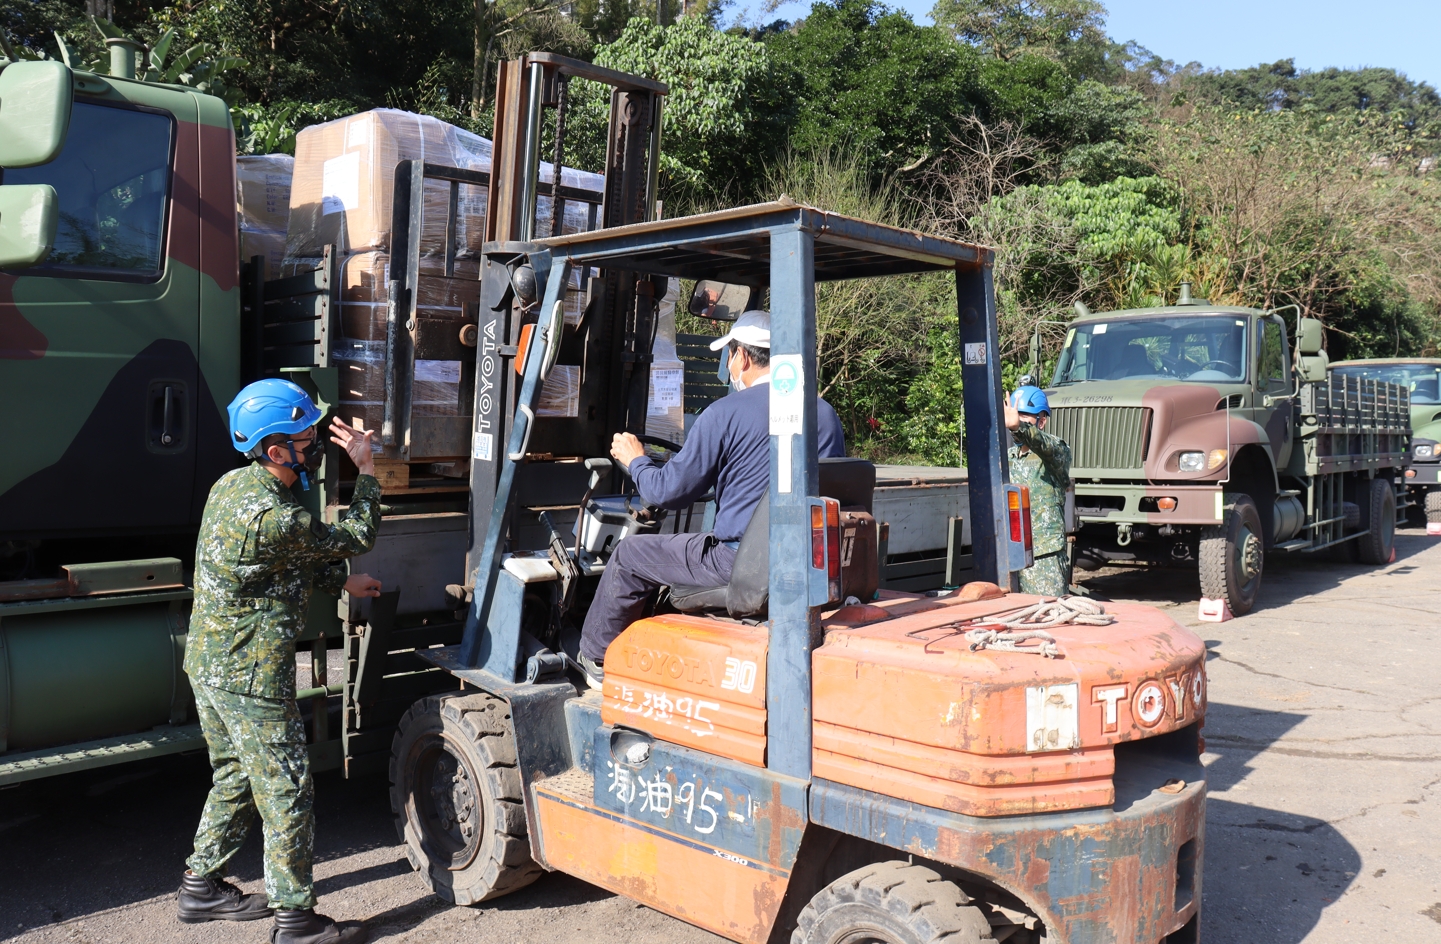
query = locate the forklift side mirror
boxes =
[688,280,750,321]
[0,184,57,268]
[0,60,73,168]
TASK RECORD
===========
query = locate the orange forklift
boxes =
[378,55,1208,944]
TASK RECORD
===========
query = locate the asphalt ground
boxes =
[1,529,1438,942]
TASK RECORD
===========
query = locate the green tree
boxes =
[1187,59,1441,133]
[930,0,1107,71]
[566,15,786,205]
[764,0,983,180]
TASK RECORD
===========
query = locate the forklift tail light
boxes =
[1020,486,1033,552]
[825,498,841,579]
[811,503,825,569]
[1004,483,1036,573]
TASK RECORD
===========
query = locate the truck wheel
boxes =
[1198,493,1264,615]
[1357,478,1396,565]
[791,861,995,944]
[1427,490,1441,524]
[390,692,541,905]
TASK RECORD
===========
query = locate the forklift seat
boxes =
[666,458,877,620]
[668,492,770,619]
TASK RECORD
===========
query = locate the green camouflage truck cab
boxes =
[1329,358,1441,524]
[0,59,241,545]
[0,58,249,776]
[1043,290,1410,614]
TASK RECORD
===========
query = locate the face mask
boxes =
[282,435,323,490]
[724,347,748,392]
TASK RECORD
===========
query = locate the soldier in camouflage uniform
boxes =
[1005,386,1072,597]
[177,379,381,944]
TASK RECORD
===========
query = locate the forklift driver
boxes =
[576,310,845,687]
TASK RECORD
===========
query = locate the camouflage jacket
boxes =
[184,464,381,699]
[1008,422,1071,557]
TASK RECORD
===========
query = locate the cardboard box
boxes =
[285,108,606,265]
[332,250,480,453]
[237,153,294,280]
[286,110,492,260]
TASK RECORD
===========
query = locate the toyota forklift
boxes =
[379,58,1209,944]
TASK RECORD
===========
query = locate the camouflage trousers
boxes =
[1019,548,1069,597]
[186,680,315,910]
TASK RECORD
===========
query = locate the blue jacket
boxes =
[629,380,846,542]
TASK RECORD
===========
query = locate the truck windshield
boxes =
[1331,363,1441,404]
[0,101,172,279]
[1052,316,1249,385]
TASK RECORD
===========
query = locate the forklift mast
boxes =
[467,53,670,592]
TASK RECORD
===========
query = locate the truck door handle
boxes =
[147,380,189,454]
[161,385,175,445]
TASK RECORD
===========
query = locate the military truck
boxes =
[1037,285,1411,614]
[1329,358,1441,524]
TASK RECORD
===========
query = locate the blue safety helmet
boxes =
[1012,385,1050,416]
[227,378,323,455]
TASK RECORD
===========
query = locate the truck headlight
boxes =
[1416,443,1435,459]
[1179,451,1205,472]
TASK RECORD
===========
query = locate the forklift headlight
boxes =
[510,263,537,303]
[1178,451,1205,472]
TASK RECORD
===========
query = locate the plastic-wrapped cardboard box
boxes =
[285,108,606,269]
[236,153,293,280]
[332,251,479,448]
[286,109,492,261]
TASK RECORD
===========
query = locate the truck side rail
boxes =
[1301,374,1411,474]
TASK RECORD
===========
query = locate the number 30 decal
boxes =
[721,657,757,694]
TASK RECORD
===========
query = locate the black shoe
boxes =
[577,653,604,690]
[271,909,368,944]
[177,871,274,923]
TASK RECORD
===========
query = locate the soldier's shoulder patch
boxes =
[293,509,328,540]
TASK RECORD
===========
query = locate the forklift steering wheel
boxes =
[637,435,683,453]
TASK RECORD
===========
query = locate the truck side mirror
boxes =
[688,279,750,321]
[1296,318,1324,356]
[0,184,58,268]
[0,61,74,168]
[1297,350,1329,383]
[1027,330,1041,374]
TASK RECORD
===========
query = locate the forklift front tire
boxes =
[791,861,996,944]
[390,692,542,905]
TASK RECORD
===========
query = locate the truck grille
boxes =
[1047,407,1151,471]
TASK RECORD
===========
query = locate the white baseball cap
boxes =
[708,310,771,351]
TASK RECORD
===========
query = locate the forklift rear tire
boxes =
[390,692,542,905]
[1198,493,1264,616]
[791,861,996,944]
[1357,477,1396,566]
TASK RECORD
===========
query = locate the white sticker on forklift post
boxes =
[964,342,987,365]
[770,355,804,494]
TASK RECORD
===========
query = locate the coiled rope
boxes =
[962,597,1116,659]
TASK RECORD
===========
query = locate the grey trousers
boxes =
[579,531,737,662]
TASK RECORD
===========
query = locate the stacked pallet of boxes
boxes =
[236,153,294,280]
[281,109,633,479]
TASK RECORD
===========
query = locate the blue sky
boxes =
[739,0,1441,91]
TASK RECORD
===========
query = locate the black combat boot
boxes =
[176,871,274,923]
[271,908,369,944]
